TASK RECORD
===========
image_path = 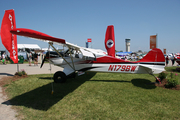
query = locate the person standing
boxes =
[125,56,127,61]
[165,55,169,66]
[28,52,32,66]
[34,52,38,66]
[2,52,6,65]
[171,53,175,66]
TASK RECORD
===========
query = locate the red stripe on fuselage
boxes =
[92,56,132,63]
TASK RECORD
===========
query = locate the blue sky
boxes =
[0,0,180,54]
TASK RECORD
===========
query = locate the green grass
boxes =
[3,67,180,120]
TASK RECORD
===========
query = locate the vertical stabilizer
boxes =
[105,25,115,57]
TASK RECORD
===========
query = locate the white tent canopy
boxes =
[41,48,53,51]
[18,44,41,49]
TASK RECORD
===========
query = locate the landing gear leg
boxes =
[149,73,161,84]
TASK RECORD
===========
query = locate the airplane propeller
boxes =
[40,52,50,68]
[40,51,63,68]
[40,54,46,68]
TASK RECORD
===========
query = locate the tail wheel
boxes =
[53,71,67,83]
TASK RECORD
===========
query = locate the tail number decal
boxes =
[108,65,137,72]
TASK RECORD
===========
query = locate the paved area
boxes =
[0,87,17,120]
[0,63,63,120]
[0,63,63,77]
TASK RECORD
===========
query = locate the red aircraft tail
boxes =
[138,48,165,63]
[105,25,115,57]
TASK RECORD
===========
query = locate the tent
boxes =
[18,44,41,49]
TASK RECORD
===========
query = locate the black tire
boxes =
[53,71,67,83]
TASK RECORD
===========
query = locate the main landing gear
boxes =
[53,71,67,83]
[53,71,77,83]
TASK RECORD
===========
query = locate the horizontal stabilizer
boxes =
[139,64,165,74]
[10,28,66,44]
[138,48,165,62]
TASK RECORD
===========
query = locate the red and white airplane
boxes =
[1,10,165,83]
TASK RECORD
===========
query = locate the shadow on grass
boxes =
[38,77,52,80]
[2,72,96,111]
[0,73,14,76]
[90,79,156,89]
[131,79,156,89]
[90,80,131,83]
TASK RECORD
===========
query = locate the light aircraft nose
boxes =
[40,51,64,68]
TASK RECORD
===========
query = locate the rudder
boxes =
[104,25,115,57]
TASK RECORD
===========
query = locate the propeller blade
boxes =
[40,55,46,68]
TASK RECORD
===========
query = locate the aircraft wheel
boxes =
[53,71,67,83]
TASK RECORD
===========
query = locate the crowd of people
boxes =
[116,52,178,66]
[0,51,178,67]
[0,51,41,66]
[115,54,143,61]
[27,52,39,66]
[165,53,176,66]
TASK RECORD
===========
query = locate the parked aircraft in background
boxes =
[175,53,180,65]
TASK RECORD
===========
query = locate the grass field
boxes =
[3,66,180,120]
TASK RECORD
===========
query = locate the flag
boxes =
[1,9,18,63]
[87,38,92,42]
[150,35,157,49]
[163,49,166,55]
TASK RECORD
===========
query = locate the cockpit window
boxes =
[63,48,82,58]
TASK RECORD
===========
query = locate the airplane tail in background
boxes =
[105,25,115,57]
[0,9,18,63]
[138,48,165,63]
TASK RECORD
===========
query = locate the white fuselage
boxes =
[49,57,165,76]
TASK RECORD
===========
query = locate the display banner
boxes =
[163,49,166,55]
[1,9,18,63]
[150,35,157,49]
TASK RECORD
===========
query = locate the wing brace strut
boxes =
[48,42,76,71]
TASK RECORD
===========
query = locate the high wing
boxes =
[10,28,66,44]
[10,28,105,59]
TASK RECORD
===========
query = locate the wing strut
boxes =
[67,46,76,70]
[48,42,76,71]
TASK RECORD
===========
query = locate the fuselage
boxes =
[46,48,165,76]
[49,55,165,76]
